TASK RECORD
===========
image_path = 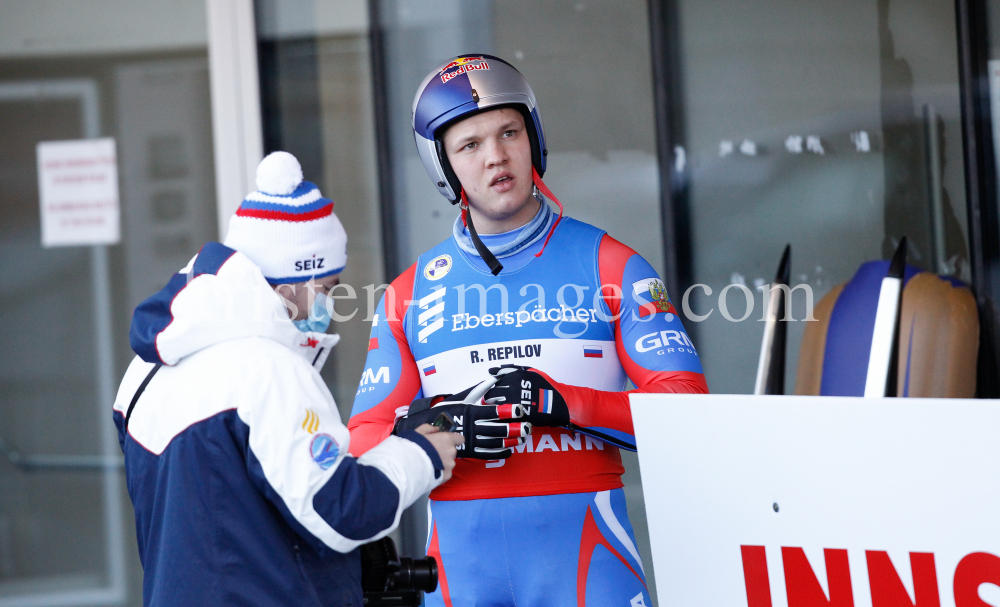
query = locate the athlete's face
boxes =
[442,107,539,234]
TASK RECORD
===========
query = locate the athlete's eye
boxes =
[462,141,478,151]
[501,130,517,138]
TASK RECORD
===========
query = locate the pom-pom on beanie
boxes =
[224,151,347,284]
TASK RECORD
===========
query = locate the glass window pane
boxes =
[677,0,970,394]
[0,2,215,603]
[254,0,382,416]
[379,0,666,276]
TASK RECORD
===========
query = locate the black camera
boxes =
[360,537,437,606]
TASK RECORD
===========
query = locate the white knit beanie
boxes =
[223,152,347,284]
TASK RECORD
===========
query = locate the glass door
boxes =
[0,81,126,607]
[0,3,217,604]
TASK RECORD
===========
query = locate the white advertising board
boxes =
[631,394,1000,607]
[37,138,120,247]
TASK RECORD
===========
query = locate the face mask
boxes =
[293,292,332,334]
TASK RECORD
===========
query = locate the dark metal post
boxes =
[646,0,692,307]
[367,0,428,558]
[955,0,1000,397]
[368,0,400,281]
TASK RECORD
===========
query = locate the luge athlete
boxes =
[349,55,708,606]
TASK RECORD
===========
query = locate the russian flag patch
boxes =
[631,277,677,318]
[539,389,555,414]
[583,344,603,358]
[422,361,437,376]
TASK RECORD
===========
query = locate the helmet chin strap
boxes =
[459,169,564,275]
[531,166,563,259]
[460,188,504,276]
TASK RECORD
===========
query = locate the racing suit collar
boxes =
[452,198,553,260]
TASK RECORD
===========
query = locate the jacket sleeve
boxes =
[239,348,442,554]
[347,266,424,457]
[544,234,708,450]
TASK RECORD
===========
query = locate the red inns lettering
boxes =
[866,551,940,607]
[741,545,773,607]
[742,548,1000,607]
[954,552,1000,607]
[782,547,854,607]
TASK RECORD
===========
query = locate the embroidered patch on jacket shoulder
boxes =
[310,433,340,470]
[302,409,320,434]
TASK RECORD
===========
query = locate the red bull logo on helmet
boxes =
[439,56,484,73]
[439,56,490,84]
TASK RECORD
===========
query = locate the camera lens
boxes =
[392,556,438,593]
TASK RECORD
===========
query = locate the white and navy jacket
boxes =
[114,242,444,607]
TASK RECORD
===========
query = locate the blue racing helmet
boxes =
[412,54,548,203]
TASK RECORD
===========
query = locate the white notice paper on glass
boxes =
[37,138,120,247]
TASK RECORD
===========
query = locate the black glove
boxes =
[394,380,531,460]
[484,365,570,427]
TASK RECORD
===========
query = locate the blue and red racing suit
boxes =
[349,215,707,605]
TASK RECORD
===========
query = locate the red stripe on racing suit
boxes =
[555,235,708,438]
[348,266,422,453]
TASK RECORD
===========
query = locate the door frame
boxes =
[0,80,126,607]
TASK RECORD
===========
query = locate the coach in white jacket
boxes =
[113,152,462,607]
